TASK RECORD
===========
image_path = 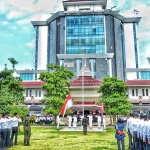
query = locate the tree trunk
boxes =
[54,114,57,125]
[110,114,112,125]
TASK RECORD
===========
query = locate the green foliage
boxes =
[0,59,25,114]
[8,57,19,70]
[39,63,74,116]
[98,77,132,115]
[10,105,29,121]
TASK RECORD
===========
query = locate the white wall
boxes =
[66,4,102,11]
[38,26,48,70]
[124,23,137,79]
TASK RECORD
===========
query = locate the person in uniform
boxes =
[97,113,102,129]
[11,113,22,145]
[102,113,107,130]
[126,113,134,149]
[67,115,72,128]
[56,114,65,129]
[131,114,139,150]
[1,114,8,149]
[23,114,31,146]
[72,115,77,129]
[115,118,126,150]
[82,116,88,135]
[87,113,93,129]
[0,114,2,148]
[137,113,144,150]
[146,115,150,150]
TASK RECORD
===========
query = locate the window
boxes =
[146,89,148,96]
[142,89,145,96]
[66,15,105,54]
[20,73,33,81]
[29,90,32,97]
[26,90,29,97]
[132,89,135,96]
[136,89,138,96]
[36,89,41,97]
[141,72,150,79]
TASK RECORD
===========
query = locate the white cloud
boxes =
[1,21,9,25]
[17,19,30,24]
[26,39,35,49]
[0,0,63,14]
[7,10,26,19]
[31,12,50,21]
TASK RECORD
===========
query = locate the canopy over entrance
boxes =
[71,103,103,111]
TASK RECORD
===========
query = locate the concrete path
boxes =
[60,126,106,132]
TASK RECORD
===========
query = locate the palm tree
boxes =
[8,58,19,70]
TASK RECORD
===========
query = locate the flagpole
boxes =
[82,48,84,117]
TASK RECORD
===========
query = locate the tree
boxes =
[8,58,19,70]
[0,62,25,114]
[39,63,74,125]
[97,77,132,125]
[10,105,29,122]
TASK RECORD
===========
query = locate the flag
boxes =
[60,93,73,116]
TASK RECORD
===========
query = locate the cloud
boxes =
[17,18,31,24]
[7,10,26,19]
[31,12,50,21]
[26,39,35,49]
[1,21,9,25]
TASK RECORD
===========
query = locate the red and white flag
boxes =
[60,93,73,116]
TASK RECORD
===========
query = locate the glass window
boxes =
[141,72,150,79]
[26,90,28,97]
[20,73,33,81]
[39,89,41,97]
[142,89,145,96]
[132,89,134,96]
[136,89,138,96]
[146,89,148,96]
[29,90,32,97]
[66,15,105,54]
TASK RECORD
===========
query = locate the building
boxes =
[21,65,150,115]
[16,0,150,82]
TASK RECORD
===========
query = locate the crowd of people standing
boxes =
[126,113,150,150]
[115,113,150,150]
[58,113,107,130]
[0,113,22,149]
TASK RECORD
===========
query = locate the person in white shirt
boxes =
[56,114,65,129]
[131,114,139,150]
[67,115,72,128]
[97,113,102,129]
[72,115,77,129]
[87,113,93,129]
[102,113,106,130]
[11,113,22,145]
[126,113,134,149]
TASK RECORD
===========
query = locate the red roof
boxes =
[71,76,102,86]
[21,81,45,87]
[125,80,150,86]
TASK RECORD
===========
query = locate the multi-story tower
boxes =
[30,0,141,81]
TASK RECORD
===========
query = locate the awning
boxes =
[71,104,103,111]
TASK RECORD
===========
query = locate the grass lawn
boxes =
[8,126,129,150]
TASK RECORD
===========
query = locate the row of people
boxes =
[57,113,107,130]
[126,113,150,150]
[34,115,54,125]
[0,113,22,149]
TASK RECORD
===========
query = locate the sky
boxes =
[0,0,150,71]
